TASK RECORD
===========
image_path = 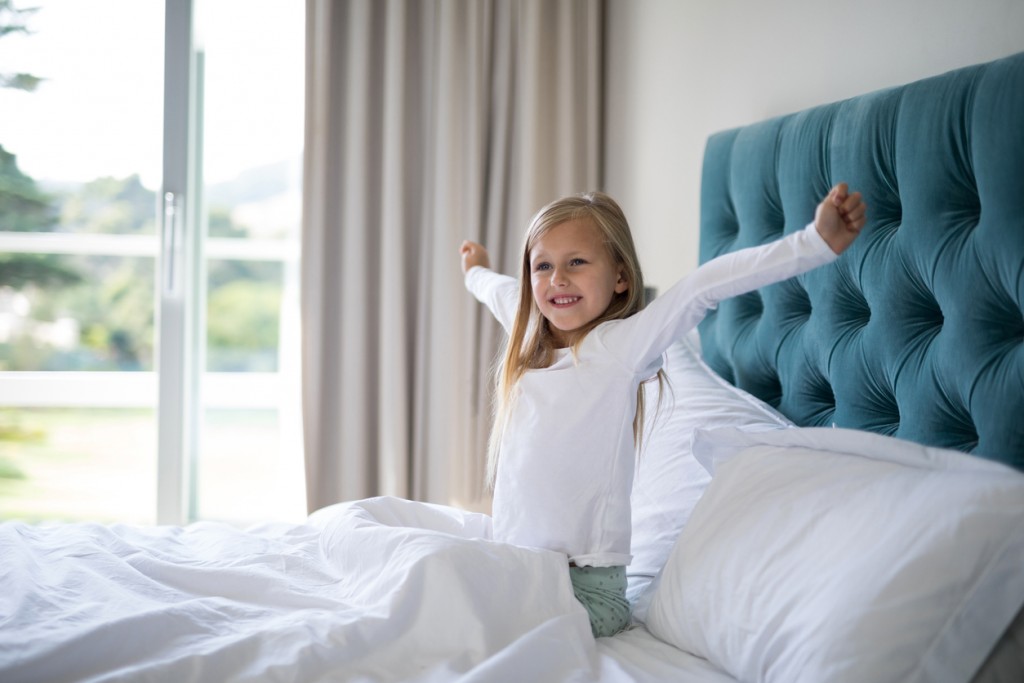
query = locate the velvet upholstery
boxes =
[698,52,1024,470]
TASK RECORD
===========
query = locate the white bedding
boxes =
[4,337,1021,682]
[595,628,736,683]
[0,495,725,683]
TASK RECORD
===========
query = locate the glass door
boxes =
[188,0,305,524]
[0,0,304,525]
[0,0,165,524]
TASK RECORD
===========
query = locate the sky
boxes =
[0,0,304,189]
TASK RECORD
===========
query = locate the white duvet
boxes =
[0,496,723,682]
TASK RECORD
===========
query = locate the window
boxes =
[0,0,305,525]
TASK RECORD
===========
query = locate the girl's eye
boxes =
[534,262,551,272]
[569,258,587,266]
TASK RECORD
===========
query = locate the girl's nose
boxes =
[551,268,568,286]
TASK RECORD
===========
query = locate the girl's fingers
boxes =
[838,193,864,219]
[843,200,866,220]
[831,182,849,205]
[847,206,867,230]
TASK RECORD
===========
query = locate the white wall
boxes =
[604,0,1024,292]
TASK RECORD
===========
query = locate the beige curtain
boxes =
[302,0,602,513]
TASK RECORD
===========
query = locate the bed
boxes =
[3,52,1023,682]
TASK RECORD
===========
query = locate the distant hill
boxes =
[206,158,301,207]
[37,157,301,210]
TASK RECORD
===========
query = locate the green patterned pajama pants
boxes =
[568,564,630,638]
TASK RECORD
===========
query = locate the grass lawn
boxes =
[0,408,305,525]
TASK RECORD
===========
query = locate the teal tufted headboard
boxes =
[698,51,1024,470]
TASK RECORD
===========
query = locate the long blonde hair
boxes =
[486,191,663,487]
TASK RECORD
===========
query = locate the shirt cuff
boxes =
[803,221,839,263]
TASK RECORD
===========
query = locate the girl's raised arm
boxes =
[461,240,519,333]
[601,221,838,372]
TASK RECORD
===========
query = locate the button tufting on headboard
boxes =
[698,51,1024,470]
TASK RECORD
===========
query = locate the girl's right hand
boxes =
[460,240,491,273]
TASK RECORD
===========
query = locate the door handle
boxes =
[162,191,183,295]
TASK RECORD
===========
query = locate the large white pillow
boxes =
[628,334,792,616]
[646,426,1024,683]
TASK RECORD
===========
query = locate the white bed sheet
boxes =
[0,496,731,683]
[595,627,736,683]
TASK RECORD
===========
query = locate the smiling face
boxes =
[528,218,629,347]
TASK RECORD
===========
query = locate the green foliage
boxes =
[0,145,80,291]
[0,252,82,288]
[0,174,158,370]
[0,1,42,94]
[17,253,157,371]
[0,169,282,372]
[0,71,41,91]
[0,410,43,444]
[0,457,27,479]
[70,256,155,369]
[0,3,285,374]
[209,205,247,238]
[0,6,78,292]
[0,155,87,365]
[0,1,37,36]
[208,279,281,350]
[0,408,39,480]
[60,174,156,235]
[209,257,281,291]
[207,279,281,371]
[0,144,57,232]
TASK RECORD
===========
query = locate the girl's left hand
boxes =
[815,182,867,255]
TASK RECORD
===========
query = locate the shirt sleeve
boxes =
[464,266,520,333]
[598,221,838,371]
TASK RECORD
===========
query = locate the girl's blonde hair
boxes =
[486,191,663,487]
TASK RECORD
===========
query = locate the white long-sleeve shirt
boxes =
[466,222,836,567]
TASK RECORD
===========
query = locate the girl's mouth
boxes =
[551,296,581,307]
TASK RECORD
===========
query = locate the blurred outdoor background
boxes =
[0,0,306,525]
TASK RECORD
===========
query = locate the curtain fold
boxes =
[302,0,602,513]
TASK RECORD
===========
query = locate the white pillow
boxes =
[646,426,1024,683]
[628,334,792,617]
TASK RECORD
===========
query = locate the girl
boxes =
[459,184,866,637]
